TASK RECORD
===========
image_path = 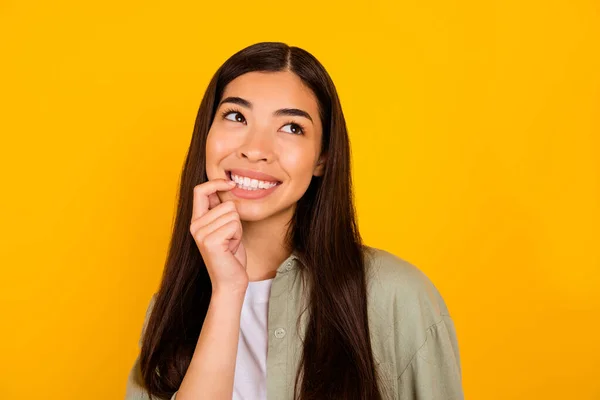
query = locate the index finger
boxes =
[192,179,235,221]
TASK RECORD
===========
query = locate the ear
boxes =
[313,152,327,177]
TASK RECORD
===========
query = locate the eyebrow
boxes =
[218,96,314,124]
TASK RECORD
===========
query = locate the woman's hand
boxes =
[190,179,248,294]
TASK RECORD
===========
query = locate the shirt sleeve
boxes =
[124,295,179,400]
[396,315,464,400]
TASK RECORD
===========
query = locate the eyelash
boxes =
[220,107,306,135]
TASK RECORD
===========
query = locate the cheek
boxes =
[205,129,236,175]
[206,129,227,157]
[280,145,317,184]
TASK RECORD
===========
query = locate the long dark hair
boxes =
[140,41,384,400]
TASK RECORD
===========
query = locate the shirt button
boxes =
[274,328,286,339]
[285,262,293,271]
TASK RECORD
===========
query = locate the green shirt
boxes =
[125,246,464,399]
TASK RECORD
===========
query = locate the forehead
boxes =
[221,71,320,118]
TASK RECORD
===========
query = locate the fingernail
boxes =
[228,181,236,185]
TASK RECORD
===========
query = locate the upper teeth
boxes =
[231,173,279,189]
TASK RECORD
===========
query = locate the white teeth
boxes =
[230,173,279,191]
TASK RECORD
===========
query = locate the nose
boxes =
[237,126,275,163]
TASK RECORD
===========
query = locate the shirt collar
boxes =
[276,250,300,274]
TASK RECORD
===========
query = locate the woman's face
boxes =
[205,70,325,222]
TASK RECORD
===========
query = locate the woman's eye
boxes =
[224,112,245,123]
[281,123,303,135]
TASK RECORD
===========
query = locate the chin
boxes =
[234,202,275,222]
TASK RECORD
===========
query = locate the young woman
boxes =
[125,42,463,400]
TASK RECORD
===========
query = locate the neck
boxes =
[241,206,295,282]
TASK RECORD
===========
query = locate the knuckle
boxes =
[198,237,209,250]
[189,218,201,232]
[193,226,206,241]
[192,231,202,244]
[227,209,239,218]
[193,184,205,195]
[229,218,241,230]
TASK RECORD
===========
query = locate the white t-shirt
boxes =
[233,278,274,400]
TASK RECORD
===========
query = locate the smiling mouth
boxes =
[226,171,282,191]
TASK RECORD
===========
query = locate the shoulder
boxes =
[365,247,464,399]
[363,245,451,320]
[362,245,461,384]
[362,245,454,348]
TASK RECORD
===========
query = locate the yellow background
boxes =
[1,0,598,398]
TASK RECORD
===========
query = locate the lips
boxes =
[226,168,282,183]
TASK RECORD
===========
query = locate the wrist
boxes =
[211,284,248,300]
